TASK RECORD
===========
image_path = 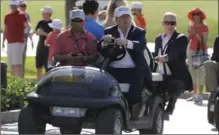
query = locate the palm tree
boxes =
[65,0,77,28]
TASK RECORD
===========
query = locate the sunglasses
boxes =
[20,4,26,7]
[192,12,201,16]
[163,21,176,26]
[71,19,83,23]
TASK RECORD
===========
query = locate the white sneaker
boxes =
[195,94,203,105]
[187,94,196,101]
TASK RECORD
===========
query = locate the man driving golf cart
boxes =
[53,9,98,66]
[100,6,154,120]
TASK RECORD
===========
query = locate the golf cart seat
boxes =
[152,72,163,82]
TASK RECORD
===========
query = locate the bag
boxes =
[191,38,209,69]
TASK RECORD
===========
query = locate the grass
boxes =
[1,0,218,77]
[1,57,36,79]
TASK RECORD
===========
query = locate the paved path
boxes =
[0,33,213,57]
[1,99,218,134]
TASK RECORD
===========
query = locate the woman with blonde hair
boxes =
[186,8,209,104]
[103,0,135,28]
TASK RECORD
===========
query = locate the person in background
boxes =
[154,12,192,114]
[54,9,98,66]
[31,6,53,80]
[204,36,219,98]
[83,0,104,41]
[186,8,209,104]
[45,19,63,70]
[131,1,146,30]
[103,0,129,28]
[2,0,29,78]
[98,10,107,24]
[18,0,34,73]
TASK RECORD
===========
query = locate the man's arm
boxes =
[85,37,99,63]
[126,29,146,52]
[96,25,104,41]
[2,26,7,46]
[167,35,188,63]
[45,32,52,46]
[153,35,161,57]
[36,29,49,37]
[29,21,40,37]
[211,36,219,61]
[3,15,7,46]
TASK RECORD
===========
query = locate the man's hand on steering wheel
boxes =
[102,34,114,47]
[115,38,128,46]
[65,53,74,61]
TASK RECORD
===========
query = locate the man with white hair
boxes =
[153,12,193,114]
[2,0,29,78]
[102,6,154,119]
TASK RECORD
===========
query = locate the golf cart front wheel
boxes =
[214,98,219,129]
[139,106,164,134]
[60,124,82,134]
[96,108,123,134]
[18,105,46,134]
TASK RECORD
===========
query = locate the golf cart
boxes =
[207,88,219,129]
[18,39,166,134]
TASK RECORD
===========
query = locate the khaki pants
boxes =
[204,60,218,92]
[187,50,205,85]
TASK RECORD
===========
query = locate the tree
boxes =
[65,0,77,28]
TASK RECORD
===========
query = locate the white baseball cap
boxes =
[114,6,131,17]
[69,9,85,20]
[48,19,63,30]
[19,0,27,6]
[131,2,142,9]
[9,0,19,6]
[41,6,53,14]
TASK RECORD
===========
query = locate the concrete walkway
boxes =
[1,99,218,134]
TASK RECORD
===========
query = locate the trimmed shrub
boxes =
[1,76,36,112]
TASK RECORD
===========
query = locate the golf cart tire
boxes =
[60,124,82,134]
[139,106,164,134]
[18,105,46,134]
[207,96,215,124]
[95,108,123,134]
[214,98,219,129]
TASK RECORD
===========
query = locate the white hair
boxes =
[162,12,177,21]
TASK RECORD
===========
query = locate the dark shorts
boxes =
[36,44,49,70]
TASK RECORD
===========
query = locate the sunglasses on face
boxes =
[164,21,176,26]
[20,4,26,8]
[192,12,201,16]
[71,19,83,23]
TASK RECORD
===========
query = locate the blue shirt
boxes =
[84,16,104,41]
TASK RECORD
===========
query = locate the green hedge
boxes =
[1,76,36,112]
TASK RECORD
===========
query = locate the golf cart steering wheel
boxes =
[100,39,126,61]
